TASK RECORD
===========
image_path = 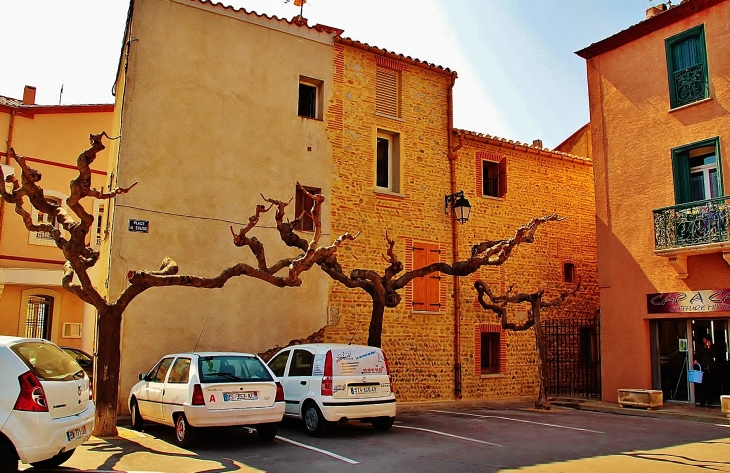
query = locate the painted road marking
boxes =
[394,425,503,447]
[430,410,605,434]
[716,424,730,428]
[275,436,359,464]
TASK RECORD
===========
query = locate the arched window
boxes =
[25,295,54,340]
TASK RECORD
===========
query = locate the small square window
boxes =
[62,323,82,339]
[298,76,323,119]
[480,157,507,198]
[564,262,576,283]
[294,185,321,232]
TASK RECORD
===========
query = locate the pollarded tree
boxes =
[474,279,581,410]
[263,204,562,347]
[0,134,353,436]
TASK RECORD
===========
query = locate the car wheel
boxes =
[0,440,18,473]
[174,414,197,448]
[303,403,328,437]
[29,449,75,468]
[130,399,144,431]
[256,422,279,441]
[371,416,394,431]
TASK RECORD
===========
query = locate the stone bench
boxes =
[722,395,730,417]
[618,389,663,410]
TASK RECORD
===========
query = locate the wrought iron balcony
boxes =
[654,196,730,250]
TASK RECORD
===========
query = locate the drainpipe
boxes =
[0,109,17,245]
[446,71,462,399]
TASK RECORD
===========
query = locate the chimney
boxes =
[532,139,543,148]
[646,3,668,19]
[22,85,36,105]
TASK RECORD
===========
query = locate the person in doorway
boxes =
[694,334,718,406]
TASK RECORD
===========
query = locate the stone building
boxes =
[0,86,112,353]
[576,0,730,405]
[101,0,598,410]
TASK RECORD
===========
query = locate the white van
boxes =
[267,343,396,436]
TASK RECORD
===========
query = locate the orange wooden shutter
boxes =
[426,244,441,310]
[412,244,427,308]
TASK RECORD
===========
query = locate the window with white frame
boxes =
[375,130,400,193]
[298,76,323,119]
[29,194,66,247]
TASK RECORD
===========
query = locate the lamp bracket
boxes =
[444,191,465,214]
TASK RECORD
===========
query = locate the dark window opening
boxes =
[480,332,501,374]
[294,186,321,232]
[564,263,576,283]
[376,137,390,188]
[482,161,499,197]
[298,83,317,118]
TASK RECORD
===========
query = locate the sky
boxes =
[0,0,653,149]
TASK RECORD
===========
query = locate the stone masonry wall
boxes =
[322,43,599,402]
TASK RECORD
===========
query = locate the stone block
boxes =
[617,389,663,409]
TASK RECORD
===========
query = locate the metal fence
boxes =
[542,317,601,399]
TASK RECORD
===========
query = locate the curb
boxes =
[552,400,730,425]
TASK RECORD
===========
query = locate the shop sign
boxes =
[647,289,730,314]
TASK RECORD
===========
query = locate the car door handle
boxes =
[300,381,307,385]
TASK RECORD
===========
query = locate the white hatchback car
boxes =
[267,343,396,436]
[128,352,285,446]
[0,336,94,472]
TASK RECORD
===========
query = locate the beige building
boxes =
[0,86,113,353]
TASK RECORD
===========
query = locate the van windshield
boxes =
[198,356,273,383]
[330,348,387,376]
[12,341,84,381]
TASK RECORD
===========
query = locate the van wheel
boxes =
[174,414,197,447]
[372,416,394,431]
[303,404,328,437]
[0,440,18,473]
[29,449,75,468]
[130,399,144,431]
[256,422,279,441]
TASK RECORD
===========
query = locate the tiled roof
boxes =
[0,95,22,108]
[576,0,726,59]
[455,128,592,165]
[190,0,455,76]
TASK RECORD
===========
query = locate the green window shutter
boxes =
[672,148,691,204]
[665,25,708,109]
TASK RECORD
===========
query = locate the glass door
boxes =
[658,319,691,401]
[691,319,729,406]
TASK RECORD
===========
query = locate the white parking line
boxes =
[430,410,605,434]
[275,436,359,464]
[716,424,730,428]
[394,425,503,447]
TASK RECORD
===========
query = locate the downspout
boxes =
[447,71,463,399]
[0,109,17,244]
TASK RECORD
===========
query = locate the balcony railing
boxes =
[653,196,730,250]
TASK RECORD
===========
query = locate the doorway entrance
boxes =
[691,319,729,406]
[657,319,691,402]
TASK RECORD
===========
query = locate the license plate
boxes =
[66,425,87,442]
[350,386,378,395]
[223,391,258,401]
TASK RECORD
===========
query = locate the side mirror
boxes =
[138,373,147,381]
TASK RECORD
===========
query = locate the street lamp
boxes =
[444,191,471,224]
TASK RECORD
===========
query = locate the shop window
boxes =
[294,185,321,232]
[376,130,401,192]
[672,138,722,204]
[411,242,441,312]
[666,25,709,109]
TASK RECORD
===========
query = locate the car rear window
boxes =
[198,355,273,383]
[11,341,84,381]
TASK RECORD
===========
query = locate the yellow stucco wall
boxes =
[0,98,112,349]
[108,0,340,410]
[586,3,730,401]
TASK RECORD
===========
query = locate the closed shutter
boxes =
[412,244,427,309]
[426,245,441,310]
[376,67,399,117]
[672,149,691,204]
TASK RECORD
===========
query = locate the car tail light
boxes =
[383,351,393,388]
[321,350,333,396]
[14,371,48,412]
[275,382,285,402]
[192,384,205,406]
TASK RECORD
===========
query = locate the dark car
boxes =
[62,346,94,383]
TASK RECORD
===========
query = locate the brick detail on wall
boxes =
[375,55,404,71]
[474,323,507,376]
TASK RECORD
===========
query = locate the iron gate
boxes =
[543,317,601,399]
